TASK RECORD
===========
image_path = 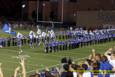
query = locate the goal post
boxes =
[36,0,64,24]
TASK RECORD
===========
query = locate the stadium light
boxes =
[22,4,26,8]
[73,13,76,17]
[42,3,46,7]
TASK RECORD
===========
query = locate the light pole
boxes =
[61,0,64,22]
[42,2,46,21]
[73,12,77,25]
[21,4,26,21]
[37,0,39,22]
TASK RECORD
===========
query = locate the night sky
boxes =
[0,0,23,20]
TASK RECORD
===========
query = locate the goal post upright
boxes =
[36,0,64,25]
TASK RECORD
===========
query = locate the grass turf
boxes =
[0,41,115,77]
[0,30,115,77]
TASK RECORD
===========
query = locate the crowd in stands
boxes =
[0,47,115,77]
[28,47,115,77]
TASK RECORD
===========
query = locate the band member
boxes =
[29,31,35,48]
[42,32,47,43]
[17,32,23,49]
[36,27,42,47]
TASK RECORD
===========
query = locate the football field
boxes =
[0,41,115,77]
[0,30,115,77]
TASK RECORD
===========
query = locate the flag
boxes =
[2,23,16,36]
[37,28,41,35]
[17,32,23,38]
[2,23,11,34]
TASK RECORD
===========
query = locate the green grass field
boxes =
[0,30,115,77]
[0,41,115,77]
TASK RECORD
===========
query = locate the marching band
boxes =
[0,27,115,53]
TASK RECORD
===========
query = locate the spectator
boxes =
[34,73,40,77]
[99,55,113,77]
[105,47,115,77]
[20,58,26,77]
[61,57,68,64]
[92,61,100,76]
[29,74,36,77]
[82,64,93,77]
[51,67,60,77]
[85,59,93,70]
[94,53,102,63]
[61,64,73,77]
[45,67,54,77]
[71,64,79,77]
[0,63,3,77]
[13,66,20,77]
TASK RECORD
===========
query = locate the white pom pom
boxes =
[0,45,3,48]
